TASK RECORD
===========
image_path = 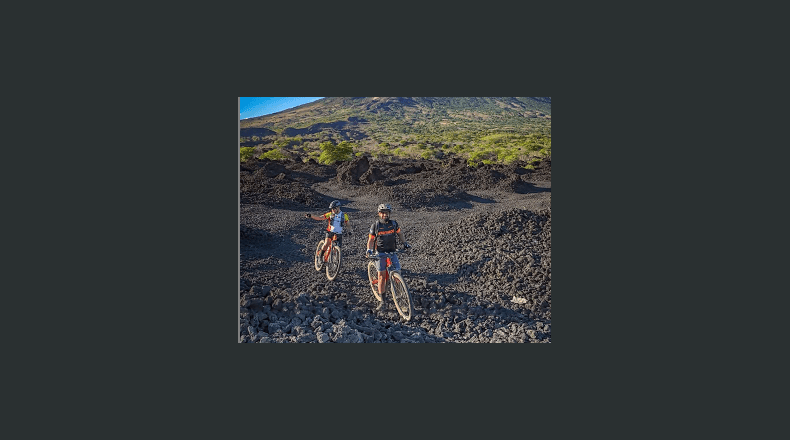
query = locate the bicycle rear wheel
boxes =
[314,240,325,271]
[326,245,341,280]
[390,271,413,321]
[367,261,382,302]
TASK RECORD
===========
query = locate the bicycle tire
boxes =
[390,271,413,321]
[367,261,382,302]
[314,240,325,271]
[326,245,341,280]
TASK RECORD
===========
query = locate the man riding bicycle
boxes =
[306,200,351,258]
[366,203,411,299]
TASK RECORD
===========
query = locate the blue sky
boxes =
[239,97,324,120]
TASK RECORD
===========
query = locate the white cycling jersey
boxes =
[323,210,349,234]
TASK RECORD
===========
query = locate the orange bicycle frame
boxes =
[372,257,392,285]
[323,235,336,262]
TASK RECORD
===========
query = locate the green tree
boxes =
[260,148,288,160]
[240,147,255,162]
[318,141,355,165]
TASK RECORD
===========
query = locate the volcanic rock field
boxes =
[240,155,551,342]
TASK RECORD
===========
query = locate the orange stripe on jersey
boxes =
[378,229,396,235]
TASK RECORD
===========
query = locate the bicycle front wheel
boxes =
[314,240,325,271]
[390,272,413,321]
[367,261,382,302]
[326,245,342,281]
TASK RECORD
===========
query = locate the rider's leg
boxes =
[321,233,332,255]
[375,256,387,297]
[377,271,386,296]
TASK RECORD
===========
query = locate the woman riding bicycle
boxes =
[366,203,411,299]
[306,200,351,258]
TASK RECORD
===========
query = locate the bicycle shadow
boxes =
[401,269,550,342]
[292,243,548,342]
[324,259,451,343]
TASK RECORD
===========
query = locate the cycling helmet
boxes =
[377,203,392,212]
[329,200,341,209]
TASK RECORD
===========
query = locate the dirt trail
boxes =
[240,155,551,342]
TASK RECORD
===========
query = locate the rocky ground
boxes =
[240,154,551,342]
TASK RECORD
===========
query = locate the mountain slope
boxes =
[241,97,549,131]
[240,97,551,165]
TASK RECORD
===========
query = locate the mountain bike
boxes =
[314,234,342,281]
[366,250,413,321]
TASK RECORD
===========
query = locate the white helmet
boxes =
[377,203,392,212]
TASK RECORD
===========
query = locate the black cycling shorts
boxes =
[324,231,343,247]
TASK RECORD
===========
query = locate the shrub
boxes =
[467,149,488,164]
[420,149,435,160]
[393,147,409,157]
[498,148,520,164]
[260,148,288,160]
[240,147,255,162]
[274,137,303,149]
[318,141,355,165]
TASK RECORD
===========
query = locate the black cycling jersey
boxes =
[368,219,400,252]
